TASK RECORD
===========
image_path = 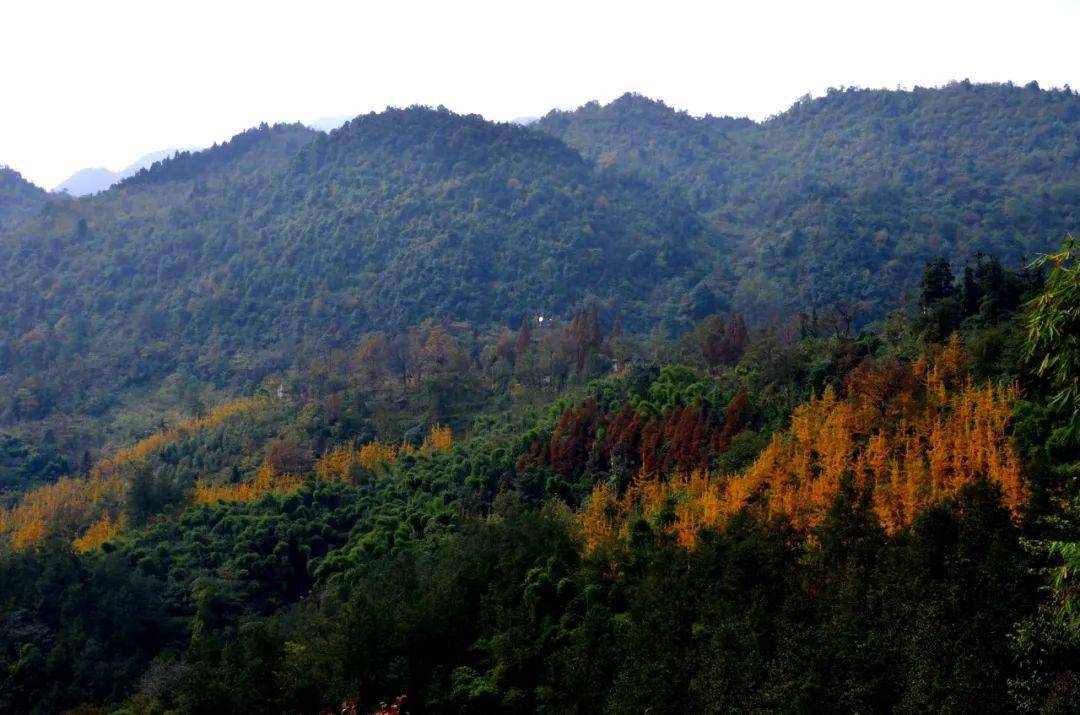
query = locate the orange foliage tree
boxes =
[316,425,453,483]
[317,444,364,482]
[580,469,728,551]
[579,481,620,551]
[422,424,453,452]
[193,461,304,504]
[73,512,127,553]
[0,472,126,550]
[358,441,401,474]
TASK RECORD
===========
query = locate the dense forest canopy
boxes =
[0,108,713,448]
[0,82,1078,713]
[537,82,1080,318]
[0,248,1076,712]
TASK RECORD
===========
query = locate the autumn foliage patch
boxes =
[580,338,1026,550]
[0,397,269,550]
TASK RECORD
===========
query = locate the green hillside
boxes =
[0,110,712,438]
[0,166,53,228]
[536,82,1080,316]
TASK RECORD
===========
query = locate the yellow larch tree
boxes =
[316,444,363,482]
[422,424,453,452]
[579,482,622,552]
[193,461,304,504]
[73,512,127,553]
[358,441,399,473]
[0,472,126,550]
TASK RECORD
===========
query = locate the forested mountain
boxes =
[1,82,1079,713]
[536,82,1080,317]
[4,83,1080,469]
[1,83,1079,478]
[0,166,53,228]
[0,108,713,436]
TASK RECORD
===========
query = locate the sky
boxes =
[3,0,1079,189]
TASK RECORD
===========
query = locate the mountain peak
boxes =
[292,104,587,180]
[608,92,676,112]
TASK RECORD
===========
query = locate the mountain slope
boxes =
[0,285,1065,712]
[0,108,713,429]
[0,167,53,228]
[4,85,1080,439]
[536,83,1080,317]
[271,107,709,327]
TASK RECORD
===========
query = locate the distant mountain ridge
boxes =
[52,148,191,197]
[307,115,352,132]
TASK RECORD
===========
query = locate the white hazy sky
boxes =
[3,0,1079,189]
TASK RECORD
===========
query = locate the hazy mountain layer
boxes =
[52,148,189,197]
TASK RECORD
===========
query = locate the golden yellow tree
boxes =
[358,441,399,473]
[193,461,304,504]
[316,444,362,482]
[73,512,127,553]
[422,424,453,452]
